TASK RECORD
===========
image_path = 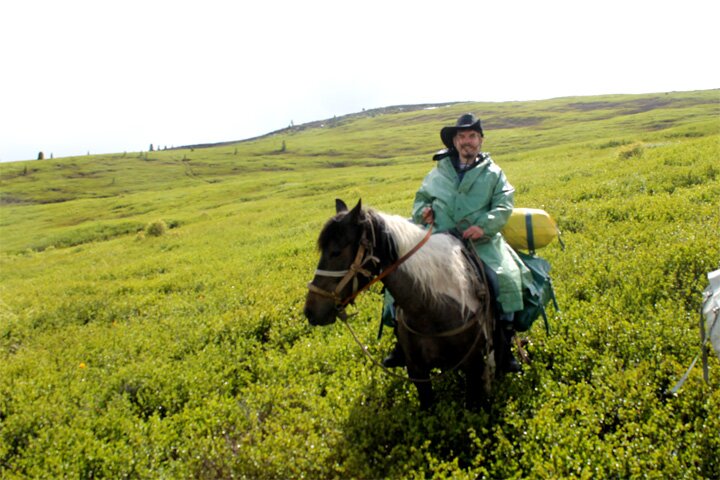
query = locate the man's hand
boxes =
[421,207,434,225]
[462,225,485,240]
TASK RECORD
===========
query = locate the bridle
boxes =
[307,227,379,310]
[307,221,433,319]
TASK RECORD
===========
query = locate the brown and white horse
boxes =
[304,199,495,409]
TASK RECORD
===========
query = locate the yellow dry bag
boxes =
[502,208,561,253]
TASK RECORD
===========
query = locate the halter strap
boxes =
[307,222,434,311]
[314,269,349,277]
[307,230,377,306]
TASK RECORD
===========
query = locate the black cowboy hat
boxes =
[440,113,484,149]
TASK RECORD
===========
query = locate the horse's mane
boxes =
[373,211,480,315]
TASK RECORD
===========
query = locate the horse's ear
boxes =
[348,199,362,223]
[335,199,348,213]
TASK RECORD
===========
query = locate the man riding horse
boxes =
[383,113,533,373]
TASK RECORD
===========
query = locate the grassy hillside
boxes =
[1,90,719,478]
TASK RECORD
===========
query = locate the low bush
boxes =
[145,220,167,237]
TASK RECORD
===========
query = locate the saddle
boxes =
[450,228,557,333]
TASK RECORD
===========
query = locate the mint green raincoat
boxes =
[412,152,532,313]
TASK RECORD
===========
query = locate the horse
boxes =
[303,199,496,409]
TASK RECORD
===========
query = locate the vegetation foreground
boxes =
[1,90,719,478]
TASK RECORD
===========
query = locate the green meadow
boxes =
[1,90,719,478]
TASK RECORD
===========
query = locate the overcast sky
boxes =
[1,0,718,163]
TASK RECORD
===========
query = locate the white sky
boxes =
[1,0,718,162]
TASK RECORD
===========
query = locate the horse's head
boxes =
[304,198,375,326]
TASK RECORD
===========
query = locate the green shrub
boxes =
[618,144,644,159]
[145,220,167,237]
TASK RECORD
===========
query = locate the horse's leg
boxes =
[396,311,434,409]
[465,324,494,410]
[482,349,496,395]
[464,360,492,411]
[406,363,434,410]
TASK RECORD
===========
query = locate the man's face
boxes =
[453,129,483,162]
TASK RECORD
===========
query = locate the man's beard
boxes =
[458,145,479,163]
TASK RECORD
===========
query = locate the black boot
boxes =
[382,341,405,368]
[497,317,522,374]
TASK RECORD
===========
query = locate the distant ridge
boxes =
[172,102,461,151]
[170,88,720,152]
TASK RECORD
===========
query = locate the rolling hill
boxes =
[0,89,719,478]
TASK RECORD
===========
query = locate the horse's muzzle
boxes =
[303,295,337,326]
